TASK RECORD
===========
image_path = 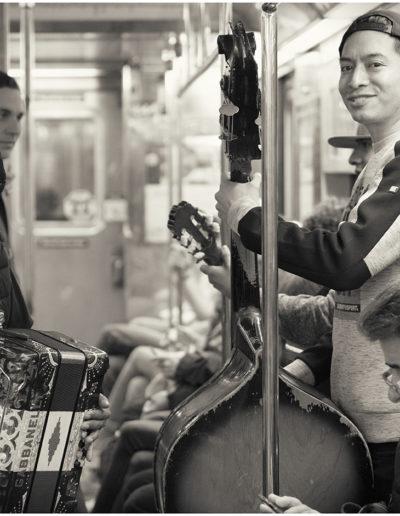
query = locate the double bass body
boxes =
[154,307,373,513]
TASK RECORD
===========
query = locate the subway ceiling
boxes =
[6,3,392,102]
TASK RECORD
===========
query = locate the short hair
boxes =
[0,71,19,90]
[339,11,400,55]
[359,283,400,341]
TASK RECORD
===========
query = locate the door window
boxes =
[34,118,97,224]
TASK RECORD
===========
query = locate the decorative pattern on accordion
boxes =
[0,331,108,513]
[49,333,108,513]
[0,337,59,512]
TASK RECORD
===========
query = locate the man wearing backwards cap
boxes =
[215,9,400,506]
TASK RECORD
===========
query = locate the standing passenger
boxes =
[0,71,110,510]
[215,10,400,504]
[261,282,400,513]
[0,71,32,327]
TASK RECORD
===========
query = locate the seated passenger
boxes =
[98,243,217,395]
[93,300,222,483]
[92,315,222,513]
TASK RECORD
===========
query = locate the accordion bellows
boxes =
[0,329,108,513]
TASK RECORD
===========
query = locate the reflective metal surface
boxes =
[261,1,279,498]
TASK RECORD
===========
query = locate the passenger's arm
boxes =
[278,290,334,347]
[259,493,319,513]
[169,243,215,321]
[284,333,333,387]
[226,154,400,291]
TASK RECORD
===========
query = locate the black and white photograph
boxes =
[0,1,400,513]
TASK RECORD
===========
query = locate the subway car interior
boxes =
[0,1,398,513]
[3,1,390,346]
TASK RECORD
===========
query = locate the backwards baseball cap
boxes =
[328,124,371,149]
[339,10,400,55]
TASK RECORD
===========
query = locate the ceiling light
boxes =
[9,68,102,78]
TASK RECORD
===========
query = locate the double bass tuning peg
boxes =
[256,115,262,151]
[219,102,239,116]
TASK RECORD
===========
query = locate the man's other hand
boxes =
[215,174,261,232]
[80,393,110,461]
[259,493,319,513]
[200,245,231,297]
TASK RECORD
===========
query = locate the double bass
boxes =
[154,13,373,513]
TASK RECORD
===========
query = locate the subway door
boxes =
[9,89,126,346]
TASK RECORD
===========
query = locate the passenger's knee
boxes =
[129,450,154,472]
[122,483,155,513]
[119,419,140,439]
[97,324,118,349]
[127,345,156,365]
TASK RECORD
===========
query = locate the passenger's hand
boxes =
[150,355,181,379]
[81,393,110,461]
[144,372,169,399]
[177,325,203,347]
[215,174,261,230]
[159,356,181,378]
[200,245,231,297]
[168,241,193,274]
[142,389,170,414]
[259,494,319,513]
[170,211,220,265]
[200,212,220,236]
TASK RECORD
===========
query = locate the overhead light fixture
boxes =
[9,68,102,78]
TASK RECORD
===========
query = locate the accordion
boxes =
[0,328,108,513]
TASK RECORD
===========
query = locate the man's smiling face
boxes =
[339,30,400,139]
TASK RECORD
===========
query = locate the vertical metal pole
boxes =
[201,2,211,61]
[20,4,35,313]
[165,66,182,329]
[176,94,183,326]
[183,3,191,80]
[121,63,131,216]
[0,4,9,71]
[165,69,176,329]
[0,3,9,438]
[261,3,279,497]
[219,2,232,362]
[199,3,206,63]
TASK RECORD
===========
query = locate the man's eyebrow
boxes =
[364,53,386,59]
[340,53,386,62]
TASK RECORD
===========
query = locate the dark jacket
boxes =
[390,442,400,512]
[0,193,32,329]
[237,151,400,291]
